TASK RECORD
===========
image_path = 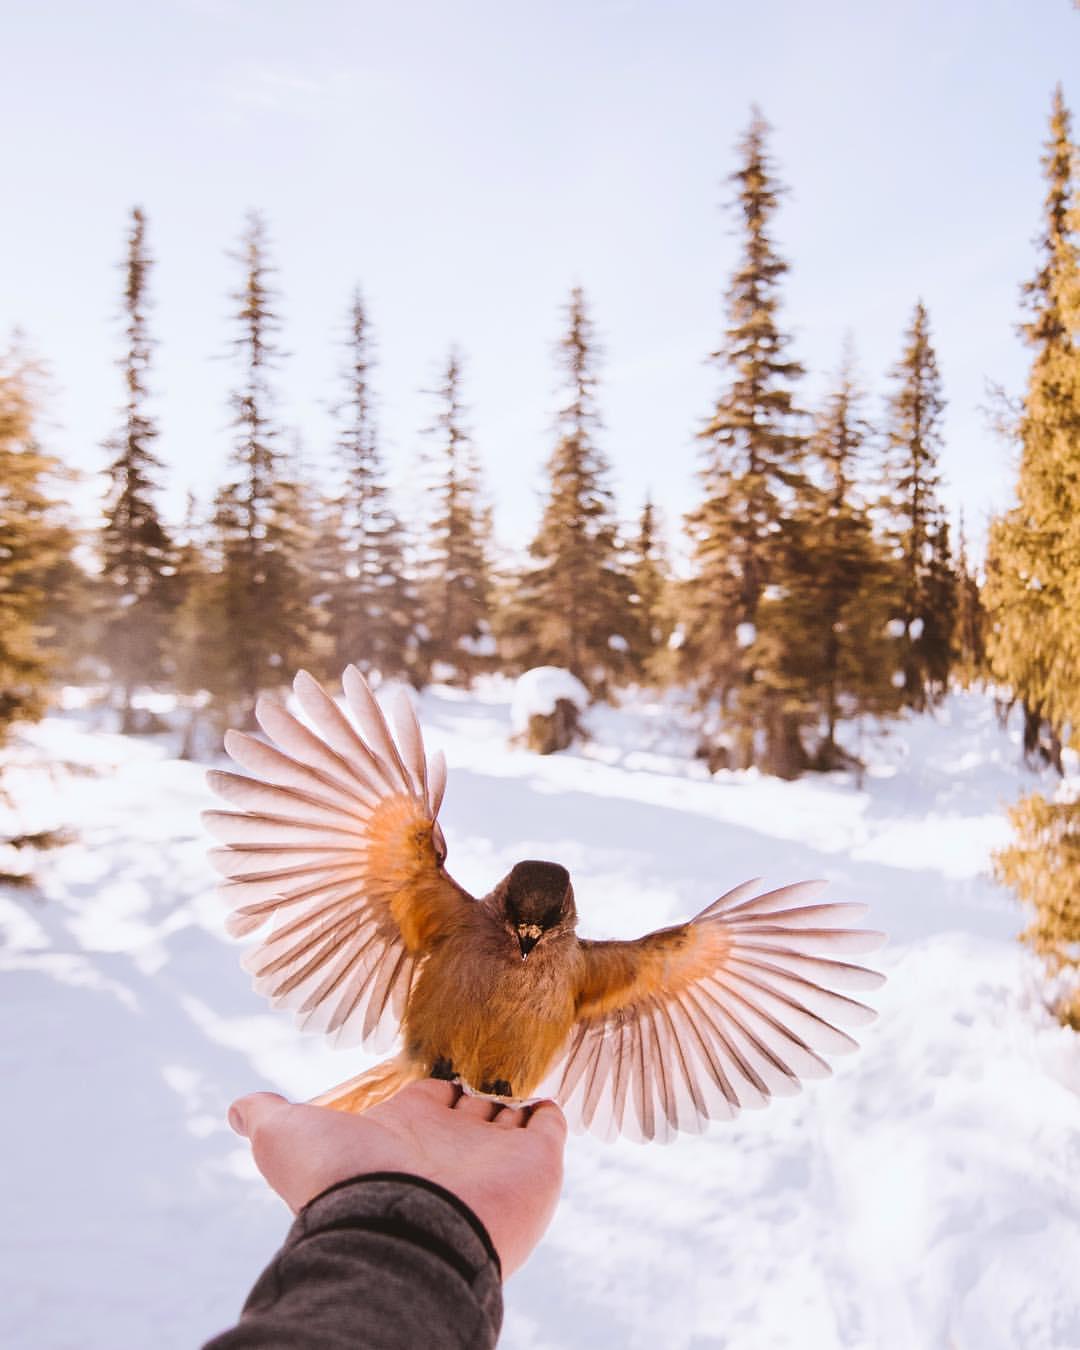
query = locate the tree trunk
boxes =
[761,698,807,780]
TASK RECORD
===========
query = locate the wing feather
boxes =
[240,889,360,959]
[341,665,414,790]
[364,940,412,1041]
[206,667,469,1049]
[577,1025,609,1131]
[697,877,821,920]
[255,697,384,806]
[387,687,429,804]
[206,768,364,829]
[728,944,885,992]
[293,670,400,795]
[540,879,884,1142]
[318,939,391,1035]
[209,846,366,879]
[222,729,365,811]
[680,987,742,1113]
[222,865,362,911]
[427,749,448,819]
[296,937,371,1017]
[203,810,370,847]
[656,995,708,1131]
[223,874,363,938]
[698,981,813,1093]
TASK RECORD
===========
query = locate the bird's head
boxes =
[496,859,577,960]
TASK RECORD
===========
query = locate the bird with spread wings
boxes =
[204,666,884,1143]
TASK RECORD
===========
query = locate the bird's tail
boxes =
[309,1054,425,1114]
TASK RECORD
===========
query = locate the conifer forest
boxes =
[7,96,1080,1019]
[3,6,1080,1345]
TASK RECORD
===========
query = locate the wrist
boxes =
[300,1169,501,1276]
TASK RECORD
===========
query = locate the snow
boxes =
[458,631,499,657]
[2,687,1079,1349]
[509,666,590,734]
[736,620,757,648]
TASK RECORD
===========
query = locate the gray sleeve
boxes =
[203,1172,503,1349]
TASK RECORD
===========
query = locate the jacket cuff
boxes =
[292,1172,503,1320]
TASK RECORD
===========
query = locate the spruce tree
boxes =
[995,794,1080,1028]
[880,300,954,711]
[680,109,807,771]
[627,495,672,681]
[304,491,348,683]
[506,288,635,691]
[780,351,897,767]
[0,346,73,746]
[986,87,1080,1024]
[271,433,321,671]
[213,213,314,713]
[420,350,493,680]
[952,513,986,689]
[99,207,173,730]
[986,87,1080,743]
[167,494,232,756]
[326,289,418,681]
[36,550,96,687]
[925,510,958,687]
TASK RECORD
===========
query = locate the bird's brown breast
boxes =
[403,911,582,1098]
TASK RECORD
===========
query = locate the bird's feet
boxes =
[478,1078,513,1098]
[430,1061,513,1099]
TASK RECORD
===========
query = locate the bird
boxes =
[204,666,885,1143]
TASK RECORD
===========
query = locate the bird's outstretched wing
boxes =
[542,879,885,1142]
[204,667,470,1050]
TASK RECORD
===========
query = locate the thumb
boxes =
[525,1099,568,1147]
[228,1091,291,1139]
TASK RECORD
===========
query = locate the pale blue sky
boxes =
[3,0,1077,560]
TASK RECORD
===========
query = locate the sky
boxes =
[2,0,1077,562]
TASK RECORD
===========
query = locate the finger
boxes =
[228,1091,291,1139]
[524,1099,568,1144]
[403,1078,460,1110]
[493,1104,528,1129]
[453,1093,501,1121]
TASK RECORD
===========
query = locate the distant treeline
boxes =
[3,93,1080,1021]
[1,107,991,779]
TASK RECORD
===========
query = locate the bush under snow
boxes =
[509,666,589,736]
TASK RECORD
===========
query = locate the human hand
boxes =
[228,1080,567,1278]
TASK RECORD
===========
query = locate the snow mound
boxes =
[509,666,589,735]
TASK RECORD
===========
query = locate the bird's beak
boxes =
[517,930,540,960]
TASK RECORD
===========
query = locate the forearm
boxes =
[204,1173,504,1350]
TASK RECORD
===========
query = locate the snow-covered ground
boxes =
[2,684,1079,1349]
